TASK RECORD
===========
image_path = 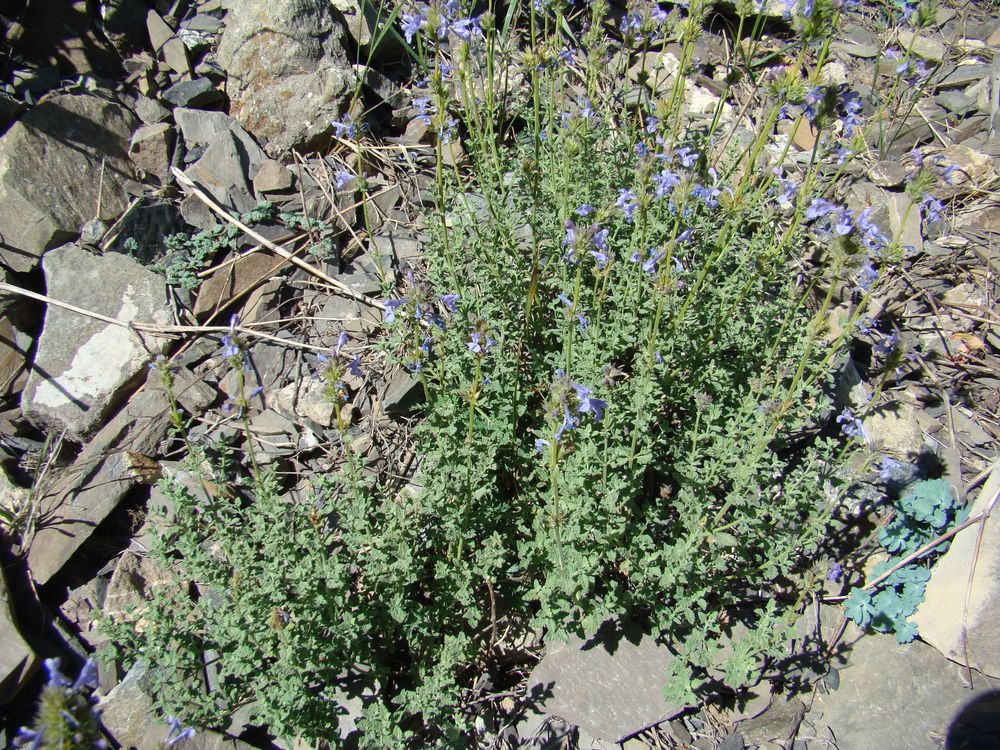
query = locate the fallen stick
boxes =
[172,166,383,310]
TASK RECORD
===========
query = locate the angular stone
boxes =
[193,251,280,318]
[99,661,254,750]
[867,160,908,188]
[161,77,221,108]
[182,13,225,34]
[811,634,979,750]
[0,564,37,703]
[217,0,352,151]
[185,129,257,214]
[935,64,993,89]
[21,243,173,439]
[932,144,996,199]
[134,94,170,125]
[914,464,1000,678]
[887,192,922,255]
[129,122,175,182]
[862,401,926,459]
[0,93,135,273]
[526,619,687,742]
[896,29,946,62]
[173,108,265,159]
[253,159,294,193]
[25,366,212,586]
[739,694,804,748]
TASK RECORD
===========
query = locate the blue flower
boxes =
[348,355,363,378]
[384,299,406,323]
[873,331,899,358]
[166,717,196,748]
[832,208,853,236]
[330,119,357,139]
[805,197,835,221]
[439,293,460,313]
[675,146,699,168]
[451,16,481,41]
[576,204,594,217]
[591,227,609,251]
[692,185,720,208]
[921,193,944,223]
[653,169,680,199]
[571,383,608,421]
[616,189,638,222]
[836,407,865,438]
[642,249,665,274]
[856,260,878,291]
[827,562,843,583]
[401,12,426,43]
[334,170,354,190]
[879,456,903,483]
[467,331,494,355]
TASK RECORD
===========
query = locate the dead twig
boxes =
[172,167,383,310]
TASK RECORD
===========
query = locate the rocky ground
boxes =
[0,0,999,748]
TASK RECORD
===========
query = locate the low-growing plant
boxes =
[843,478,967,643]
[99,0,948,745]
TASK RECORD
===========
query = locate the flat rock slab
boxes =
[26,365,211,586]
[22,243,172,439]
[0,93,135,272]
[526,619,687,742]
[217,0,351,152]
[0,565,37,703]
[914,462,1000,678]
[811,634,984,749]
[99,661,254,750]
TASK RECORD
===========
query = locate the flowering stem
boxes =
[547,440,565,570]
[467,357,481,445]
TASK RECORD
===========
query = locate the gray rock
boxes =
[896,29,946,62]
[182,13,225,34]
[862,401,926,459]
[129,122,175,182]
[217,0,352,151]
[25,365,212,586]
[161,77,221,108]
[0,565,37,703]
[914,464,1000,678]
[253,159,294,193]
[185,128,258,214]
[99,661,253,750]
[811,634,978,750]
[887,192,923,254]
[102,195,189,264]
[525,619,688,742]
[739,694,804,748]
[867,160,908,188]
[0,93,136,273]
[935,63,994,89]
[22,243,173,439]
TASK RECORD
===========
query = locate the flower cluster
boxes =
[318,331,364,407]
[15,658,109,750]
[563,205,611,266]
[536,372,608,452]
[401,0,482,44]
[384,282,462,371]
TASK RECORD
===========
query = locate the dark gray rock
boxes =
[811,634,976,750]
[185,128,258,214]
[739,694,804,748]
[525,619,688,742]
[129,122,175,183]
[161,77,222,108]
[133,94,171,124]
[217,0,352,151]
[0,565,37,703]
[0,93,136,273]
[21,243,173,439]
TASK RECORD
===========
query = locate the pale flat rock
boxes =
[100,661,253,750]
[811,634,981,750]
[25,366,211,586]
[896,29,947,62]
[526,619,687,742]
[932,144,996,199]
[863,401,926,459]
[0,565,37,703]
[0,93,135,272]
[914,463,1000,678]
[22,243,173,439]
[887,192,923,255]
[217,0,352,151]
